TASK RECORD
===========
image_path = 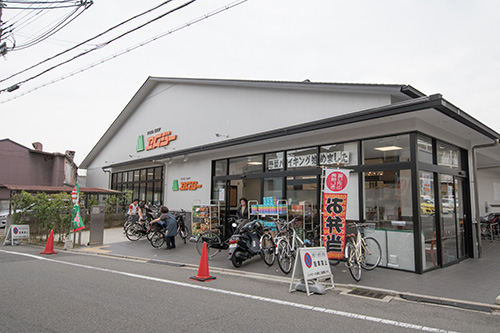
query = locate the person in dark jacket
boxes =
[151,206,177,249]
[164,212,178,249]
[236,197,249,219]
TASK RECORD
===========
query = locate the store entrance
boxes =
[229,178,261,219]
[439,175,467,265]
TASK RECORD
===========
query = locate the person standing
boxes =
[164,213,178,249]
[128,198,139,221]
[236,197,249,219]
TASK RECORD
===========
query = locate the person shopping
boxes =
[151,206,177,249]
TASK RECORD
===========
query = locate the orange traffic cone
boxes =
[40,230,58,255]
[190,241,216,282]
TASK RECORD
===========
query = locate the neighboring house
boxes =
[0,139,77,205]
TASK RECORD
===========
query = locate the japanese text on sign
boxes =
[146,131,177,151]
[323,193,347,259]
[179,181,202,191]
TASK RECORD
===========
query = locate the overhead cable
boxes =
[0,0,249,104]
[0,0,176,84]
[0,0,197,92]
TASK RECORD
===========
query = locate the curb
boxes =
[66,246,500,313]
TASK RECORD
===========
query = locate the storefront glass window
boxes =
[320,142,358,166]
[145,183,153,204]
[153,182,162,205]
[437,141,460,169]
[214,160,228,176]
[211,180,226,203]
[363,135,411,164]
[154,167,162,180]
[287,175,318,237]
[266,152,284,171]
[111,166,164,206]
[229,155,263,175]
[364,169,414,271]
[417,135,433,164]
[264,177,283,198]
[287,147,317,170]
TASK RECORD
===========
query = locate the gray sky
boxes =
[1,0,499,166]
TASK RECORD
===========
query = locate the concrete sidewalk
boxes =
[65,227,500,310]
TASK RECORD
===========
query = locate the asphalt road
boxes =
[0,247,499,333]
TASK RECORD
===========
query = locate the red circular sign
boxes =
[326,171,348,192]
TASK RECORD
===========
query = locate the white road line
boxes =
[0,249,458,333]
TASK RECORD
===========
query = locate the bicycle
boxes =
[175,209,190,244]
[125,219,154,241]
[149,223,168,248]
[344,222,382,281]
[259,217,288,266]
[196,217,238,259]
[276,218,304,274]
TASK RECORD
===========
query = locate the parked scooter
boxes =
[227,220,264,268]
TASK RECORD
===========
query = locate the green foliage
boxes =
[12,191,34,224]
[104,189,133,214]
[12,191,73,238]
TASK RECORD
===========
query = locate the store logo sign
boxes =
[136,135,145,152]
[172,179,202,191]
[136,128,177,153]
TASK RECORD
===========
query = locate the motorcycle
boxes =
[227,220,264,268]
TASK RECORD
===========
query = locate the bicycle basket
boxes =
[360,223,375,234]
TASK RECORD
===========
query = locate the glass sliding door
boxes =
[455,178,466,259]
[420,171,437,270]
[440,174,457,264]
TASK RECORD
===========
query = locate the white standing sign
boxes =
[3,225,30,246]
[289,247,334,296]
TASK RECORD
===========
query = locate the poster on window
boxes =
[322,168,351,260]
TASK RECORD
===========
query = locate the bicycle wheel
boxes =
[150,231,165,248]
[179,226,190,244]
[196,231,221,259]
[260,233,275,266]
[125,223,142,241]
[346,242,361,281]
[277,240,294,274]
[361,237,382,270]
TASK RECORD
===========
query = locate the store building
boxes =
[80,77,500,274]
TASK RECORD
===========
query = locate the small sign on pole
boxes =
[289,247,334,296]
[3,225,30,246]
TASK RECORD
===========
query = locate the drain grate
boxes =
[347,289,388,300]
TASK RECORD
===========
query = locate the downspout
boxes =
[472,138,499,258]
[102,167,111,189]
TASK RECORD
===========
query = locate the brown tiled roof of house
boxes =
[0,184,120,194]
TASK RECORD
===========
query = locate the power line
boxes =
[0,0,176,84]
[0,0,92,52]
[0,0,197,92]
[0,0,249,104]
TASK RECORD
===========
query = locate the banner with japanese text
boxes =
[322,168,351,259]
[71,184,85,232]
